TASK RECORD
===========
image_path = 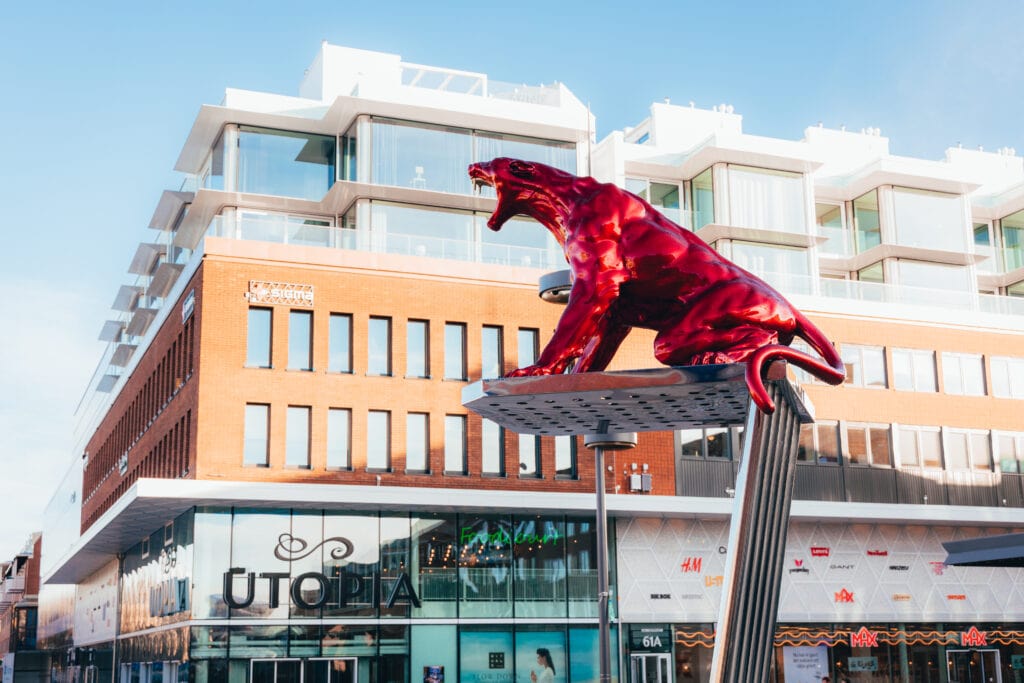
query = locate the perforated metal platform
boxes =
[462,363,810,436]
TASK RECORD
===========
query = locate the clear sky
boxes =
[2,0,1023,560]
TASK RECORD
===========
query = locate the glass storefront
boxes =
[113,508,612,683]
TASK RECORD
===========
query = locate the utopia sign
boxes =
[222,534,420,610]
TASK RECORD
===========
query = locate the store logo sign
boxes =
[888,565,909,571]
[789,559,809,574]
[680,557,702,573]
[704,575,723,587]
[929,561,946,575]
[246,280,314,307]
[222,534,421,610]
[961,627,987,646]
[892,594,912,602]
[866,549,888,557]
[650,593,671,600]
[850,627,879,647]
[829,564,855,570]
[947,594,967,601]
[811,546,830,557]
[834,588,854,603]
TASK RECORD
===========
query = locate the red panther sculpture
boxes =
[468,158,846,413]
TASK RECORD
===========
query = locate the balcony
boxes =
[0,574,26,608]
[677,459,1024,508]
[399,62,565,107]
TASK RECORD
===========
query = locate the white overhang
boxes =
[98,320,124,343]
[125,307,158,338]
[173,183,497,250]
[109,343,137,367]
[149,191,194,231]
[175,97,588,174]
[44,478,1024,585]
[818,243,986,273]
[978,265,1024,290]
[695,223,824,249]
[816,157,982,201]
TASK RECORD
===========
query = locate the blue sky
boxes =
[2,0,1023,559]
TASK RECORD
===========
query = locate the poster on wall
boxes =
[514,630,567,683]
[423,666,444,683]
[782,645,829,683]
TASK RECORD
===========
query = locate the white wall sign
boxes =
[782,646,829,683]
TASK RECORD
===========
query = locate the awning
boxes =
[943,532,1024,567]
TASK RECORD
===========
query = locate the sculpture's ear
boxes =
[509,160,536,179]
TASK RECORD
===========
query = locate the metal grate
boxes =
[462,364,806,436]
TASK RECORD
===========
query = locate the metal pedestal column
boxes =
[709,381,804,683]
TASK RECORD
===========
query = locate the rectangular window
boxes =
[797,421,840,464]
[727,165,806,233]
[893,187,966,252]
[236,126,336,200]
[898,426,942,468]
[518,328,539,368]
[243,404,269,466]
[368,317,392,376]
[892,349,937,392]
[941,352,985,396]
[406,413,429,472]
[246,308,272,368]
[852,190,880,252]
[444,323,467,380]
[555,436,576,478]
[816,203,849,256]
[326,408,351,469]
[288,310,313,371]
[482,419,504,475]
[842,344,887,388]
[406,320,429,378]
[285,406,311,468]
[730,242,811,294]
[689,167,714,230]
[996,432,1024,473]
[845,423,891,466]
[519,434,540,477]
[677,428,735,459]
[367,411,391,471]
[1002,209,1024,271]
[481,326,504,379]
[328,314,352,373]
[990,356,1024,398]
[444,415,467,474]
[945,430,992,471]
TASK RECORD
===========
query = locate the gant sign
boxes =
[222,534,421,610]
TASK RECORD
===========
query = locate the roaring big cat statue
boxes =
[467,158,846,413]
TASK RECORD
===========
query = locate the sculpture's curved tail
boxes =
[745,312,846,413]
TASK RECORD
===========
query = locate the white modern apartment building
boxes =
[33,42,1024,683]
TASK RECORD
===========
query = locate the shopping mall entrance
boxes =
[947,649,1002,683]
[251,658,358,683]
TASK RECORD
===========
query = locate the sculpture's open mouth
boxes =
[468,162,510,231]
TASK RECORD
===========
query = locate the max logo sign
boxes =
[961,627,987,646]
[850,627,879,647]
[834,588,854,603]
[222,534,421,610]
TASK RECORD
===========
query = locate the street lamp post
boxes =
[585,427,637,683]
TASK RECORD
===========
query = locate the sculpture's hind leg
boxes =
[652,282,788,366]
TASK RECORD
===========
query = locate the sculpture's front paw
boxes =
[506,364,555,377]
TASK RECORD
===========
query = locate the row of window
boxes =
[678,423,1024,473]
[243,404,576,478]
[247,307,540,380]
[86,318,195,493]
[795,341,1024,399]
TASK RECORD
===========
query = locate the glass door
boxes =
[947,649,1002,683]
[252,659,303,683]
[304,659,357,683]
[630,653,671,683]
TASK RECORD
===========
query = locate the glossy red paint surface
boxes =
[468,158,846,412]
